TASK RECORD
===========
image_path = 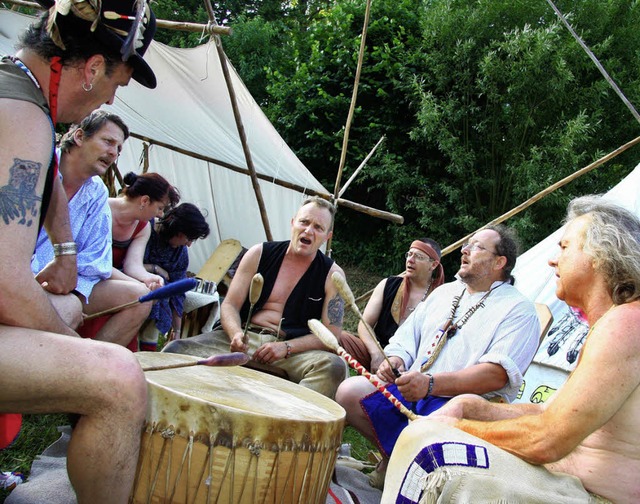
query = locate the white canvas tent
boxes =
[0,8,330,273]
[512,162,640,403]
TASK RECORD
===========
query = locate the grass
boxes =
[0,413,68,501]
[0,265,381,501]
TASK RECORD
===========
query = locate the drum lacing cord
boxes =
[168,434,194,503]
[141,425,176,501]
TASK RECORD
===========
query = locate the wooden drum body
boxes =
[132,352,345,504]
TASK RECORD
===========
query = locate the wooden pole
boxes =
[203,0,273,240]
[440,135,640,257]
[338,135,385,198]
[354,135,640,305]
[142,142,149,174]
[335,198,403,225]
[546,0,640,125]
[127,132,404,223]
[5,0,233,36]
[327,0,373,255]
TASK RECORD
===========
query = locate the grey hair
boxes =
[566,195,640,304]
[59,110,129,153]
[300,196,336,226]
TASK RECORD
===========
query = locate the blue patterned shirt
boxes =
[31,173,112,301]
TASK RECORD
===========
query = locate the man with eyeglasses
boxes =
[382,196,639,504]
[335,224,539,489]
[339,238,445,372]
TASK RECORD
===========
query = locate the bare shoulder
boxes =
[324,261,345,292]
[588,301,640,355]
[328,261,344,277]
[558,301,640,408]
[227,243,262,294]
[373,277,388,294]
[0,99,52,160]
[239,243,263,270]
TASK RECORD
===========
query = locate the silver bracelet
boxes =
[52,242,77,256]
[425,373,434,397]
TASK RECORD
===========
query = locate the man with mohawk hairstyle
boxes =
[0,1,157,502]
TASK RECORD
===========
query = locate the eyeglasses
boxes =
[461,242,497,255]
[405,251,432,262]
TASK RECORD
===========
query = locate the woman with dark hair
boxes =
[139,203,210,350]
[108,171,180,289]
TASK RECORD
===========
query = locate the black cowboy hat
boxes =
[36,0,157,88]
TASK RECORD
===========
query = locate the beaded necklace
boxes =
[9,56,41,89]
[8,55,62,177]
[420,281,507,372]
[407,277,433,313]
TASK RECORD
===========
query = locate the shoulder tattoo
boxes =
[0,158,42,227]
[327,293,344,327]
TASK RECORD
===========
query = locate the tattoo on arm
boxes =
[327,293,344,327]
[0,158,42,227]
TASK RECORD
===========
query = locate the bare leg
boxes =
[46,292,84,330]
[85,279,152,346]
[0,327,147,504]
[335,375,380,445]
[336,374,391,483]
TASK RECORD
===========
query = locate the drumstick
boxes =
[308,319,418,421]
[331,272,399,377]
[85,278,197,320]
[242,273,264,344]
[142,352,250,371]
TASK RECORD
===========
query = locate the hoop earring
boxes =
[82,82,93,92]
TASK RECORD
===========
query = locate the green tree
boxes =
[261,0,640,276]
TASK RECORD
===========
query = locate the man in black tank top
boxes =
[339,237,445,372]
[165,196,348,399]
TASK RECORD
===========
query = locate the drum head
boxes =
[136,352,345,445]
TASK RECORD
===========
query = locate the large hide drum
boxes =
[132,352,345,504]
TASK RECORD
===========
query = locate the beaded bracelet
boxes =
[284,341,292,358]
[52,241,77,256]
[425,373,434,397]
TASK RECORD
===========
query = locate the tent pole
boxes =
[128,133,403,223]
[203,0,273,240]
[5,0,233,36]
[338,135,385,198]
[142,143,149,174]
[546,0,640,125]
[440,134,640,257]
[327,0,373,256]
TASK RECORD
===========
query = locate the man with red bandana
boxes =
[336,224,539,488]
[339,238,445,372]
[383,196,640,504]
[164,196,348,399]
